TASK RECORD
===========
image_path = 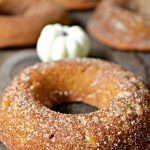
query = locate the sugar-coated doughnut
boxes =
[0,58,149,149]
[87,0,150,51]
[0,0,69,48]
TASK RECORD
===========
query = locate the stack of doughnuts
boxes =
[0,0,70,48]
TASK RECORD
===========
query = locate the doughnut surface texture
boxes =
[54,0,100,10]
[87,0,150,51]
[0,58,150,149]
[0,0,69,48]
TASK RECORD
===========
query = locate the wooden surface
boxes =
[0,10,150,149]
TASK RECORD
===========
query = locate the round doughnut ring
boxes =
[0,58,149,149]
[0,0,70,48]
[87,0,150,51]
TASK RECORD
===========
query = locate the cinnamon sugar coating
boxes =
[0,58,149,149]
[0,0,69,48]
[87,0,150,51]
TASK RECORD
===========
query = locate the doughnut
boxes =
[0,0,70,48]
[54,0,100,10]
[87,0,150,51]
[0,58,149,149]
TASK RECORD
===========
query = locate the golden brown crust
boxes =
[54,0,100,10]
[0,0,70,48]
[87,0,150,51]
[0,58,150,149]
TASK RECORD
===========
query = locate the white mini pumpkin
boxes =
[37,24,90,62]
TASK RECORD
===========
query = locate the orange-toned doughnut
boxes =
[0,58,149,149]
[87,0,150,51]
[0,0,69,48]
[55,0,100,10]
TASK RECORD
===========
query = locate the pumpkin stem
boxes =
[58,31,68,37]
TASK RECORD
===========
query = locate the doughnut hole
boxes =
[25,62,121,114]
[51,102,98,114]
